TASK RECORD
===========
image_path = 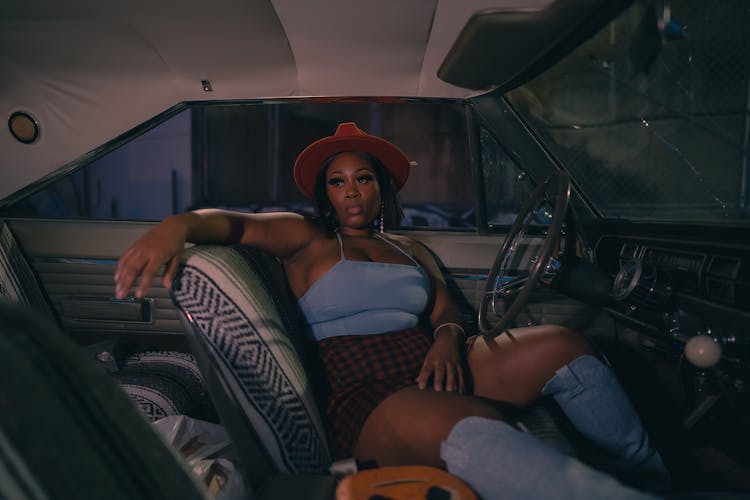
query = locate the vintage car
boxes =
[1,0,748,498]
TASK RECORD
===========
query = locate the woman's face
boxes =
[325,152,382,233]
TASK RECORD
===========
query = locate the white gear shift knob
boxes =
[684,335,722,368]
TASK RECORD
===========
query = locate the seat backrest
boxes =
[171,244,331,488]
[0,220,55,317]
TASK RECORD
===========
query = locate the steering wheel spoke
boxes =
[494,273,528,296]
[478,171,571,338]
[488,273,527,314]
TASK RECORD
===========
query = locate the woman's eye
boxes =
[357,174,374,184]
[328,177,343,186]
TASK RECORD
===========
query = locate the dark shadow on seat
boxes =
[0,302,210,500]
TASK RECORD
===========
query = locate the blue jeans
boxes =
[541,355,669,489]
[441,416,660,500]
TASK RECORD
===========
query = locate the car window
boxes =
[4,100,477,230]
[479,125,539,228]
[505,0,750,225]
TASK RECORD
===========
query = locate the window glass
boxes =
[479,126,538,227]
[505,0,750,224]
[6,100,475,230]
[10,111,192,220]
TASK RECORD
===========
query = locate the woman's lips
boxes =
[346,206,363,215]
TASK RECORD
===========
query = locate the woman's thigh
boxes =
[354,385,505,468]
[467,324,597,406]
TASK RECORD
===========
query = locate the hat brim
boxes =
[293,133,410,199]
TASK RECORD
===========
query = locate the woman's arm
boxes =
[404,238,468,393]
[114,209,315,300]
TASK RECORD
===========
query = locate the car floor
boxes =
[599,335,750,495]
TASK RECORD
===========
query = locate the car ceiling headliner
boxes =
[0,0,551,201]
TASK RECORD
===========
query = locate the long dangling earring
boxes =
[379,201,385,233]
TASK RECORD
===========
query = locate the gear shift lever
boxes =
[684,335,722,368]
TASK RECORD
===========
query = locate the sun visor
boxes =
[437,0,633,92]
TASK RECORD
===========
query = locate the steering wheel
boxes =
[478,171,571,338]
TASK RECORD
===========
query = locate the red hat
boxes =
[293,122,410,199]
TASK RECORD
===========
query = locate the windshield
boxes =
[506,0,749,225]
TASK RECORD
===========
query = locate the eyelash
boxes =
[327,174,374,186]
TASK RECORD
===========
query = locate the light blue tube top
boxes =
[298,233,430,341]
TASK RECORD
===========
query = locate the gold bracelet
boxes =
[433,322,465,340]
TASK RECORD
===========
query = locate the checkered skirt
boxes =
[317,327,433,459]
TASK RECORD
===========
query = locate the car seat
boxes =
[170,243,576,497]
[171,244,336,497]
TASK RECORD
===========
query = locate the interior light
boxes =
[8,111,40,144]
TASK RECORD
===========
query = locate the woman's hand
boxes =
[416,331,466,393]
[114,215,189,299]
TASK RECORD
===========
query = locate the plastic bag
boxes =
[154,415,247,500]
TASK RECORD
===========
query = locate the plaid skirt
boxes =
[317,327,433,459]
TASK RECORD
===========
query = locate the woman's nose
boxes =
[345,183,360,197]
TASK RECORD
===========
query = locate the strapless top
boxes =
[298,233,430,341]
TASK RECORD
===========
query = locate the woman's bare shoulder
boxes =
[380,232,411,243]
[383,233,445,281]
[382,232,426,254]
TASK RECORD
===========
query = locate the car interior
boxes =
[1,0,749,498]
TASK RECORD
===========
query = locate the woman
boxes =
[115,122,667,497]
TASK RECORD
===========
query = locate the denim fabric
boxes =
[441,416,659,500]
[541,355,669,489]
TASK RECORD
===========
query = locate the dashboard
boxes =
[595,235,750,371]
[592,233,750,488]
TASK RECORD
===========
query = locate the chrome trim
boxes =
[33,257,119,265]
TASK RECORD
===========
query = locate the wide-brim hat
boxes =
[293,122,410,199]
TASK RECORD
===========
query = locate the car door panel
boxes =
[8,219,182,336]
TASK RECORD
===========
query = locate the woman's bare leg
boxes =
[354,386,505,467]
[354,386,657,499]
[353,325,593,466]
[468,324,669,489]
[467,324,596,405]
